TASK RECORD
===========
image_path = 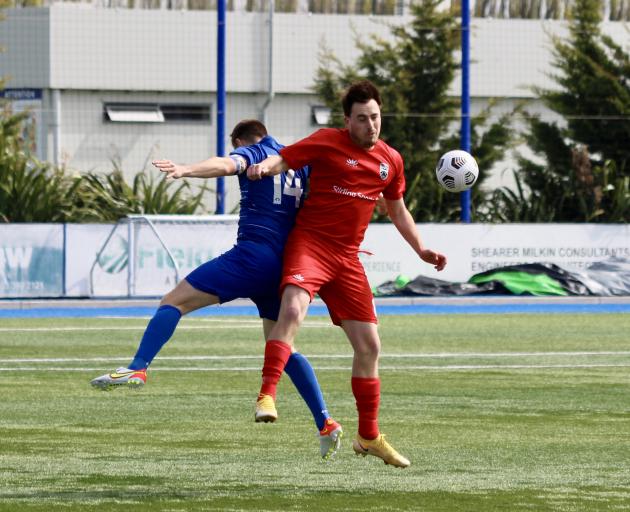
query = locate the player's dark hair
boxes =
[341,80,382,117]
[230,119,267,147]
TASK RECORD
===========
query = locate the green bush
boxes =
[0,106,209,222]
[0,108,84,222]
[77,163,209,222]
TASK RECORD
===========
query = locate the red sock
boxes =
[259,340,292,400]
[351,376,380,440]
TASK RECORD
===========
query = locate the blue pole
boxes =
[460,0,471,223]
[215,0,226,214]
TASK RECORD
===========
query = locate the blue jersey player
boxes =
[90,120,343,460]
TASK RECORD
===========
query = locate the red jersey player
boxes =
[247,80,447,468]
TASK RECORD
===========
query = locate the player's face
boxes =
[345,99,381,149]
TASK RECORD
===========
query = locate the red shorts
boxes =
[280,230,377,326]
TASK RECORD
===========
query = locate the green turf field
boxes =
[1,313,629,511]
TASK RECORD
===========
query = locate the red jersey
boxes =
[280,128,405,252]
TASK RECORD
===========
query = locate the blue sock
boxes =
[284,352,329,430]
[128,305,182,370]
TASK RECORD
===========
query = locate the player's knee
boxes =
[280,303,304,325]
[159,297,185,314]
[159,292,191,314]
[355,338,380,360]
[160,289,179,307]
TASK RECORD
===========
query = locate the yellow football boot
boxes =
[352,433,410,468]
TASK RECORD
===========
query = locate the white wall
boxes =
[0,9,50,88]
[12,7,630,95]
[2,7,629,211]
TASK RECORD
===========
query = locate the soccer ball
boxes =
[435,150,479,193]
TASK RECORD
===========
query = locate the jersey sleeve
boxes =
[279,129,331,170]
[382,149,406,200]
[231,143,267,167]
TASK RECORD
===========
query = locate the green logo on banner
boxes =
[97,235,128,274]
[0,246,62,297]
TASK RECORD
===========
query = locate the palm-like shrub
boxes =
[76,163,209,222]
[0,109,84,222]
[132,167,208,215]
[0,107,210,222]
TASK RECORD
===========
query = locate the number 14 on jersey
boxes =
[273,169,303,207]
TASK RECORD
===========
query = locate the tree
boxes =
[499,0,630,222]
[314,0,514,221]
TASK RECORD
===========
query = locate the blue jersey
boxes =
[231,135,309,251]
[185,135,307,319]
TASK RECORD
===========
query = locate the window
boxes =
[311,105,331,126]
[160,104,211,122]
[104,103,212,123]
[104,103,164,123]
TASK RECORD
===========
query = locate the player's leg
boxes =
[251,231,344,458]
[341,320,381,440]
[91,243,250,391]
[127,280,219,370]
[265,285,311,342]
[260,310,342,458]
[125,242,261,377]
[261,317,275,340]
[255,285,311,421]
[261,314,326,426]
[285,350,344,459]
[255,233,332,419]
[90,279,218,390]
[284,350,331,431]
[343,320,409,468]
[320,260,410,468]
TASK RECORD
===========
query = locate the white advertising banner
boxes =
[66,220,239,297]
[129,221,237,296]
[65,223,126,297]
[0,224,64,297]
[361,223,630,286]
[6,222,629,298]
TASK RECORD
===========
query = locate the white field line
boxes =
[0,322,331,332]
[2,351,630,372]
[3,351,630,363]
[98,317,332,328]
[96,317,264,321]
[109,317,332,327]
[2,364,630,372]
[0,326,258,332]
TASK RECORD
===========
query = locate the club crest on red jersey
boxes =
[379,162,389,180]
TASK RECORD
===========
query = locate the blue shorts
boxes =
[185,240,283,320]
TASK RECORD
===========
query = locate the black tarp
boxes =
[373,258,630,297]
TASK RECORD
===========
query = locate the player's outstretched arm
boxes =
[152,157,237,180]
[247,155,288,181]
[385,197,447,271]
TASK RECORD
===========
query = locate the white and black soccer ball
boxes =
[435,150,479,193]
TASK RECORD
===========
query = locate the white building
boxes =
[2,6,628,212]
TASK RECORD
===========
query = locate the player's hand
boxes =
[152,159,188,179]
[420,249,447,271]
[247,163,268,181]
[375,194,388,216]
